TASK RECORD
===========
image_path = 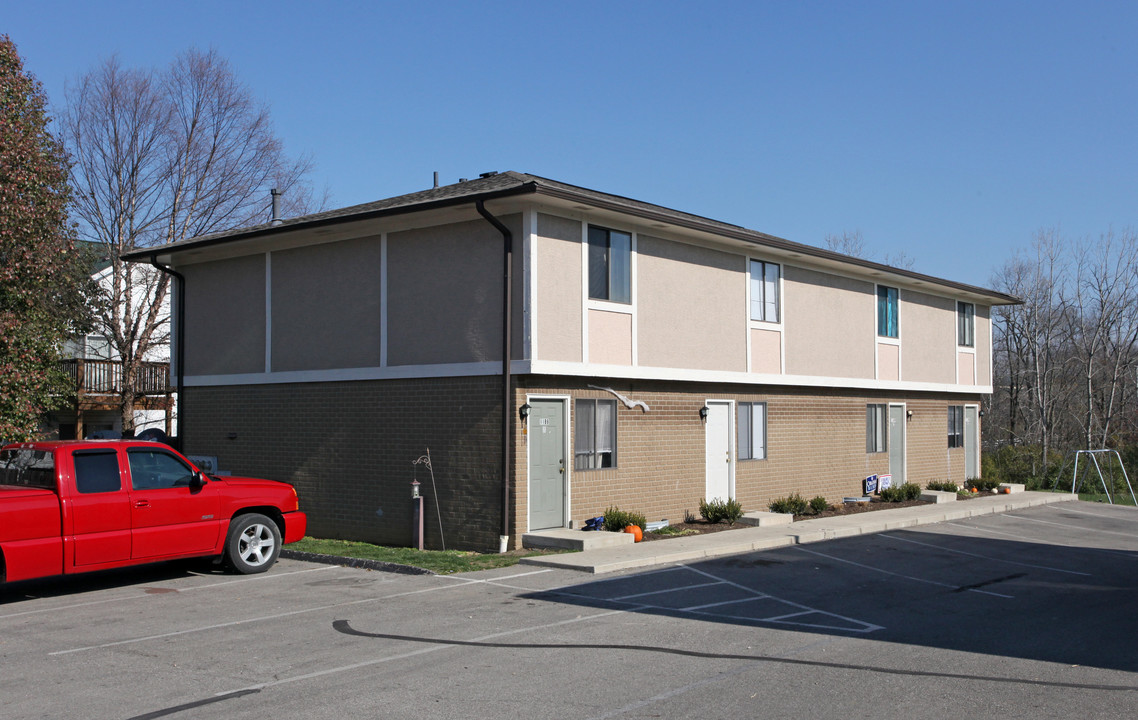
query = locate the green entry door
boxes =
[529,400,566,530]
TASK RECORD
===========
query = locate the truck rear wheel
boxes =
[224,513,281,574]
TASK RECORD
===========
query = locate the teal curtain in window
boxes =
[877,286,898,338]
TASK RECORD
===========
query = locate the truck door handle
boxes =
[135,500,150,508]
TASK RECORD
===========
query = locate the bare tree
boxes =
[1069,230,1138,448]
[990,229,1072,469]
[824,229,867,258]
[824,229,915,270]
[62,48,321,434]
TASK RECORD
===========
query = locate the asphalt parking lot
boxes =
[2,501,1137,720]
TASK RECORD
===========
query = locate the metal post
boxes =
[411,480,423,550]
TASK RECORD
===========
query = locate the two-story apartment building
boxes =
[124,172,1017,551]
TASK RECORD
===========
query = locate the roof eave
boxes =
[121,181,540,263]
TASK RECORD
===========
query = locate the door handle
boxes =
[134,500,150,508]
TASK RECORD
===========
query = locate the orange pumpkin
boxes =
[624,524,643,542]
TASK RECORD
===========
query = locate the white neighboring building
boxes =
[47,260,177,439]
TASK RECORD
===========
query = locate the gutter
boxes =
[475,199,513,553]
[148,256,186,452]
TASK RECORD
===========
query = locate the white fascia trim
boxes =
[528,359,992,395]
[184,360,531,387]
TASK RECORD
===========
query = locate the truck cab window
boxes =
[72,451,122,494]
[128,450,196,490]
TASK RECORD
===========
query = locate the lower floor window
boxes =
[866,404,887,453]
[739,402,767,460]
[575,399,616,470]
[948,405,964,448]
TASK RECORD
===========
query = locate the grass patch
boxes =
[1076,492,1138,506]
[287,537,572,574]
[649,525,699,537]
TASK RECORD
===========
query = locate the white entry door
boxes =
[704,401,734,501]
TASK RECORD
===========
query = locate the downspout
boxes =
[475,200,513,553]
[148,256,186,452]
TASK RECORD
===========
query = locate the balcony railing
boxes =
[59,359,171,395]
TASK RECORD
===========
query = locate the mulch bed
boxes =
[639,496,968,541]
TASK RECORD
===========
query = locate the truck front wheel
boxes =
[224,513,282,574]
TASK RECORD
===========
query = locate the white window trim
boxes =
[745,256,785,375]
[581,223,637,366]
[738,400,768,461]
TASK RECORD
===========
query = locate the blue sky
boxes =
[7,0,1137,288]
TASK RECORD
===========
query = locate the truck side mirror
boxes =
[190,471,206,489]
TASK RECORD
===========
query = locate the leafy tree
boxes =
[60,48,321,434]
[0,35,97,443]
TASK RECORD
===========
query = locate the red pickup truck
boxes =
[0,440,306,583]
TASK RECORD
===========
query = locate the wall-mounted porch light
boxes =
[519,403,532,422]
[906,410,914,421]
[699,406,709,422]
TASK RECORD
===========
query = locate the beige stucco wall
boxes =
[183,254,266,376]
[750,328,782,374]
[588,309,633,365]
[878,342,899,381]
[975,305,992,385]
[900,289,956,384]
[386,216,523,366]
[535,213,582,363]
[636,235,746,372]
[270,236,382,371]
[783,266,875,379]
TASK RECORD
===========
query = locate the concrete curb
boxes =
[518,491,1079,574]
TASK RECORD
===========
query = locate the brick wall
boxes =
[516,376,982,541]
[185,374,982,551]
[183,377,506,551]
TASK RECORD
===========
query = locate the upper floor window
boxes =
[957,302,975,347]
[877,286,898,338]
[63,334,115,360]
[749,260,780,323]
[738,402,767,460]
[588,226,631,303]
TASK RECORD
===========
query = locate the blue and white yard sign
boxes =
[864,474,878,495]
[878,474,893,491]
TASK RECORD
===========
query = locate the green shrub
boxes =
[880,482,922,502]
[700,497,745,525]
[926,480,958,492]
[603,506,646,532]
[809,496,829,515]
[768,493,808,515]
[965,477,1000,492]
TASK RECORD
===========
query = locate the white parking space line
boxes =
[679,564,882,632]
[1003,513,1138,539]
[1044,503,1138,522]
[614,581,724,602]
[0,565,338,621]
[47,573,498,656]
[945,521,1138,559]
[220,607,631,696]
[794,546,1014,599]
[881,533,1092,576]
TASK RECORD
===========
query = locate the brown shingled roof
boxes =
[123,170,1019,304]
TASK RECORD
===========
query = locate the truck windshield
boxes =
[0,449,56,489]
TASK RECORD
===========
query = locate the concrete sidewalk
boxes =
[519,491,1078,574]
